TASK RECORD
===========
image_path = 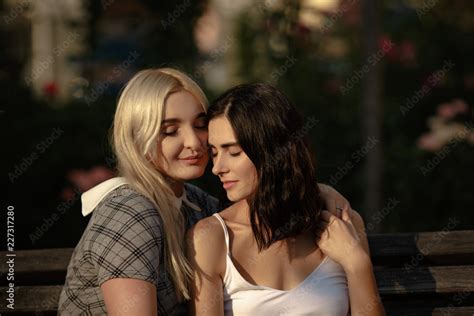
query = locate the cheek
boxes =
[159,138,183,160]
[239,159,257,183]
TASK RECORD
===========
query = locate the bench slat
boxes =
[385,305,474,316]
[0,248,73,285]
[0,285,62,313]
[1,285,473,315]
[1,230,473,315]
[375,265,474,295]
[369,230,474,265]
[1,231,473,283]
[0,248,73,274]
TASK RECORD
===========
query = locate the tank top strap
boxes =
[212,213,230,254]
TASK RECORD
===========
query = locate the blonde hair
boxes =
[111,68,208,300]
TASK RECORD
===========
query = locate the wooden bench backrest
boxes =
[1,230,474,315]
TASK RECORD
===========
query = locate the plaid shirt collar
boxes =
[81,177,202,217]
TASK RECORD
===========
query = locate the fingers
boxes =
[326,198,340,219]
[341,205,352,222]
[318,184,342,219]
[320,210,338,224]
[318,184,352,219]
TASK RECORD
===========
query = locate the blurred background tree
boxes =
[232,0,474,233]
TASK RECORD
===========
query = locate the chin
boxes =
[176,166,206,181]
[227,188,253,203]
[226,192,242,202]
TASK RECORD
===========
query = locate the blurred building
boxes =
[2,0,88,103]
[194,0,252,91]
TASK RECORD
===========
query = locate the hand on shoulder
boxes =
[316,207,371,270]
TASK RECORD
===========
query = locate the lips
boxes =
[222,180,238,190]
[179,154,203,165]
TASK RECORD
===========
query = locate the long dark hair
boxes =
[208,83,322,250]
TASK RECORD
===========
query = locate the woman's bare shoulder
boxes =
[186,214,227,278]
[188,214,225,241]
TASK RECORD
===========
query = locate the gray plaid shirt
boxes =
[58,183,220,315]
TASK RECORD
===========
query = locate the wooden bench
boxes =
[1,230,474,315]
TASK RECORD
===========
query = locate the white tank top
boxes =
[213,213,350,316]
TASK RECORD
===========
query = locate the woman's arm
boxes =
[186,218,226,316]
[317,207,385,316]
[90,193,164,315]
[101,278,157,315]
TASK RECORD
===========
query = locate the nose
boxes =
[183,126,203,151]
[212,153,229,176]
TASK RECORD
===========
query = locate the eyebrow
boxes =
[209,142,240,149]
[161,112,206,124]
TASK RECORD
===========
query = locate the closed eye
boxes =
[195,117,208,130]
[162,130,177,136]
[195,124,208,130]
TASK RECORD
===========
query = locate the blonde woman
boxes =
[58,68,351,316]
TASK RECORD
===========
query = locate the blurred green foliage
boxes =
[2,0,473,250]
[233,0,474,233]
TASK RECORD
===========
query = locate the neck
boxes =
[234,199,251,223]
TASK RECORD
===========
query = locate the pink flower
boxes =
[43,81,58,97]
[89,166,116,185]
[451,99,469,114]
[417,133,444,152]
[67,166,115,192]
[378,36,398,63]
[61,187,76,201]
[436,99,469,119]
[398,40,416,64]
[437,103,457,119]
[67,169,96,192]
